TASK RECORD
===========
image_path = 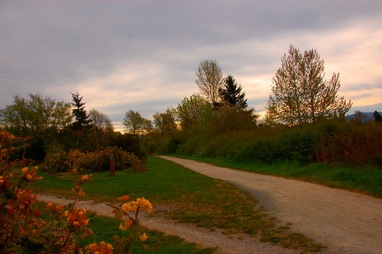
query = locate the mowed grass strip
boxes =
[171,154,382,197]
[31,156,325,252]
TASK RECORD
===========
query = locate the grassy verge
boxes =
[31,156,325,252]
[170,154,382,197]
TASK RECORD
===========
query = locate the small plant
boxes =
[108,195,153,253]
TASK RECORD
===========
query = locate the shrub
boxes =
[44,147,146,173]
[1,131,152,253]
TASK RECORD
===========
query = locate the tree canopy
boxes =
[265,45,352,126]
[0,94,72,136]
[71,92,92,131]
[219,75,248,109]
[195,59,223,107]
[122,110,152,135]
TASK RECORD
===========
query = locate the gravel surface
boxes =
[159,156,382,254]
[38,156,382,254]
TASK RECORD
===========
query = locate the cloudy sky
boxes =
[1,0,381,130]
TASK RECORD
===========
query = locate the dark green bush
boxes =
[43,147,146,173]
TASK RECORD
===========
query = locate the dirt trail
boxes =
[158,156,382,254]
[38,194,295,254]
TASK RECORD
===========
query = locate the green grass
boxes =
[31,156,325,252]
[84,214,215,254]
[171,154,382,197]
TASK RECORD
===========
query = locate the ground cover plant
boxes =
[172,154,382,198]
[31,156,325,252]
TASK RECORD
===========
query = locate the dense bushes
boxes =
[44,147,146,173]
[172,120,382,167]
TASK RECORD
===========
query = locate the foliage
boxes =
[71,92,93,132]
[195,59,223,107]
[44,147,146,173]
[374,111,382,122]
[0,132,152,253]
[153,108,177,135]
[175,94,214,136]
[0,94,72,137]
[174,119,382,168]
[123,110,152,135]
[265,45,352,126]
[218,75,248,109]
[89,109,114,133]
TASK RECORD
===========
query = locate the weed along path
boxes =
[37,194,295,254]
[158,156,382,254]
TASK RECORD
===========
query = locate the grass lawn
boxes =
[171,154,382,198]
[31,156,325,253]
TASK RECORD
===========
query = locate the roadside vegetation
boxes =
[31,156,326,252]
[1,45,381,253]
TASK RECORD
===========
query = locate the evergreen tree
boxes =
[71,92,92,131]
[219,75,248,109]
[373,111,382,122]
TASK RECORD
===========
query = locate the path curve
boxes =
[158,156,382,254]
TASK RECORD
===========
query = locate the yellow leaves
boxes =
[121,197,153,213]
[85,241,113,254]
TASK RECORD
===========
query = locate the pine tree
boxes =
[219,75,248,110]
[71,92,92,131]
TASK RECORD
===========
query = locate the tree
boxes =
[195,59,223,107]
[265,45,352,126]
[153,108,177,134]
[373,111,382,122]
[219,75,248,109]
[89,109,114,133]
[71,92,92,132]
[175,94,214,134]
[0,94,72,136]
[122,110,152,135]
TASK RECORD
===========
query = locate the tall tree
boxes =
[0,94,72,136]
[195,59,223,107]
[175,94,214,134]
[153,108,177,134]
[89,109,114,133]
[122,110,152,135]
[71,92,92,131]
[265,45,352,126]
[373,111,382,122]
[219,75,248,109]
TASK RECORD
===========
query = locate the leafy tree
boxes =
[89,109,114,133]
[153,108,177,134]
[89,109,114,149]
[219,75,248,109]
[195,59,223,107]
[122,110,152,135]
[265,45,352,126]
[175,94,214,135]
[71,92,92,132]
[0,94,72,136]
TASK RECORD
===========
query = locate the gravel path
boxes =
[159,156,382,254]
[37,195,295,254]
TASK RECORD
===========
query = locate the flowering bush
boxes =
[1,131,152,254]
[108,195,153,253]
[44,147,146,173]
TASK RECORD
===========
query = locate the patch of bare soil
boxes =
[158,156,382,254]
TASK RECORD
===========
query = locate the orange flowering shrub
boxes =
[1,131,153,254]
[108,196,153,253]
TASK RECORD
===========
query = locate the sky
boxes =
[1,0,381,131]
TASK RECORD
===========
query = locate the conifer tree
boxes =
[219,75,248,110]
[71,92,92,132]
